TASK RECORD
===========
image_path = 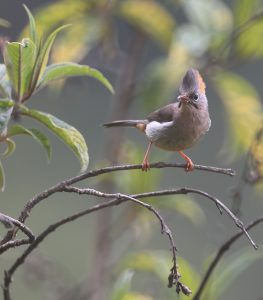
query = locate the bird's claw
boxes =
[142,161,150,171]
[185,160,194,172]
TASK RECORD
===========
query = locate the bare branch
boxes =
[3,182,258,299]
[0,213,34,243]
[0,162,234,246]
[3,188,191,299]
[3,199,118,300]
[63,186,188,294]
[131,188,258,249]
[0,239,31,255]
[65,186,257,249]
[193,216,263,300]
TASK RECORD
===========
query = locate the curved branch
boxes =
[0,213,34,243]
[0,162,235,246]
[3,185,258,299]
[134,188,257,249]
[3,190,191,299]
[0,239,31,255]
[193,216,263,300]
[3,199,116,300]
[64,186,258,249]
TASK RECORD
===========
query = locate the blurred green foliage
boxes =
[0,6,113,190]
[1,0,263,299]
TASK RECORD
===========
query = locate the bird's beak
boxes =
[178,94,189,103]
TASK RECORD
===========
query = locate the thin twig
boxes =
[193,216,263,300]
[3,184,257,298]
[64,186,258,250]
[136,189,258,249]
[0,162,234,246]
[3,199,118,300]
[3,189,191,299]
[0,239,31,255]
[62,187,187,293]
[0,213,34,242]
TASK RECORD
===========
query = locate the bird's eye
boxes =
[193,93,199,101]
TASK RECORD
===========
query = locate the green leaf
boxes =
[0,18,10,28]
[32,24,70,89]
[23,4,38,46]
[118,0,175,49]
[2,138,16,158]
[111,270,134,300]
[214,71,262,158]
[204,248,263,299]
[0,99,14,137]
[120,250,199,299]
[3,39,36,99]
[182,0,232,32]
[152,195,206,226]
[0,64,12,98]
[0,160,5,191]
[37,62,114,93]
[7,124,51,161]
[20,106,89,171]
[234,0,263,58]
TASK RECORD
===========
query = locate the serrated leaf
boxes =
[0,99,14,137]
[23,5,38,46]
[37,62,114,93]
[0,64,12,98]
[2,138,16,158]
[32,24,70,90]
[234,0,263,58]
[214,71,262,158]
[3,39,36,99]
[118,0,175,49]
[0,160,5,191]
[7,124,51,161]
[20,106,89,171]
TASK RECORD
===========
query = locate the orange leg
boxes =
[178,151,194,172]
[142,142,153,171]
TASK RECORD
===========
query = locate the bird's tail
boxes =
[103,120,146,128]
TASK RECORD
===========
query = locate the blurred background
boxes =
[1,0,263,299]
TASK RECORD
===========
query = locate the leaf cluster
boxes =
[0,6,113,190]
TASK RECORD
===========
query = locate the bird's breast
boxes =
[145,108,210,151]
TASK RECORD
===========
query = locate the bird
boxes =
[103,68,211,172]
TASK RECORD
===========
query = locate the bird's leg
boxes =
[178,151,194,171]
[142,142,153,171]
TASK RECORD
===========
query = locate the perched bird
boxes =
[103,69,211,171]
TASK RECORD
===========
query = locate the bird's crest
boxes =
[180,69,206,94]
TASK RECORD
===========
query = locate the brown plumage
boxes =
[103,69,211,171]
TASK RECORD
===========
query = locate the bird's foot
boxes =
[178,151,195,172]
[185,159,194,172]
[142,160,150,171]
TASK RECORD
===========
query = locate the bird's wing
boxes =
[147,103,178,123]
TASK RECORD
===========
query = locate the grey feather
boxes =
[103,120,147,127]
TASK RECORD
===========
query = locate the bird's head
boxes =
[178,69,207,109]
